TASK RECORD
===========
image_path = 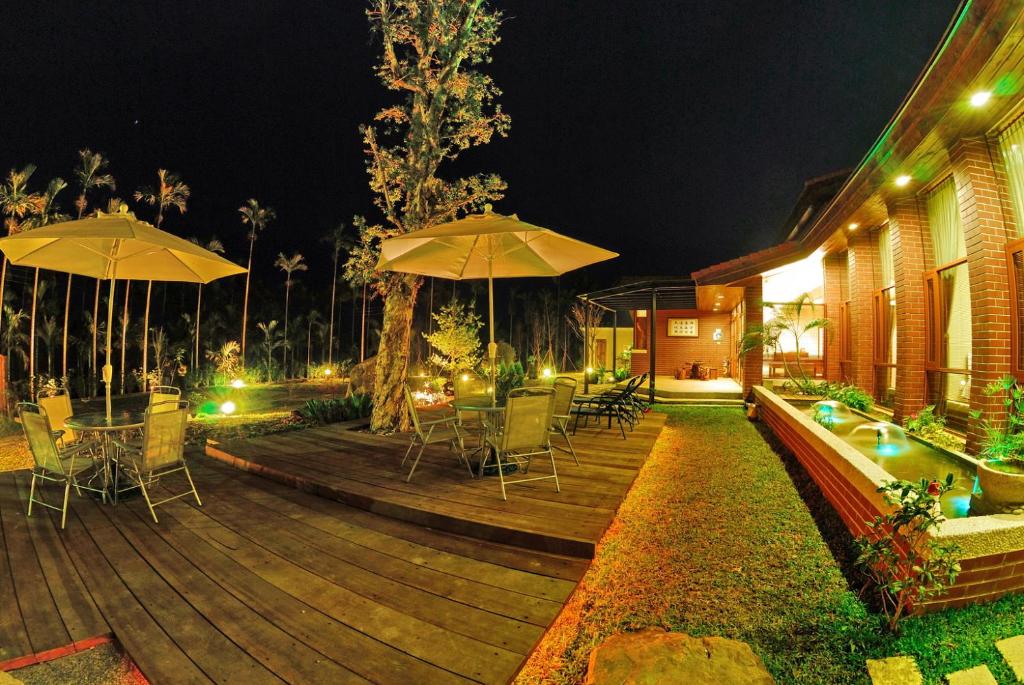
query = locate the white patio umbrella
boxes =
[0,207,246,420]
[377,206,617,402]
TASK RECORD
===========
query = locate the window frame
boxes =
[923,256,970,374]
[1008,237,1024,381]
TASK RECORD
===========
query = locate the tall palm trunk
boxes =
[29,268,38,398]
[62,274,71,381]
[328,252,338,365]
[195,284,202,375]
[306,318,312,374]
[141,280,152,391]
[241,237,255,367]
[0,257,7,346]
[360,283,367,362]
[92,280,99,396]
[282,283,291,375]
[120,281,130,393]
[370,276,418,432]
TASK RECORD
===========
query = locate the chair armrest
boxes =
[111,437,141,454]
[59,439,100,459]
[420,414,458,427]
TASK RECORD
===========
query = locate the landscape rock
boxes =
[585,628,774,685]
[347,355,377,396]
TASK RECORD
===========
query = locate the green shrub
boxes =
[298,393,373,425]
[494,360,525,403]
[613,367,629,382]
[819,382,873,411]
[903,405,965,452]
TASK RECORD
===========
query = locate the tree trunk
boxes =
[370,275,419,432]
[92,279,100,396]
[142,281,152,392]
[360,283,367,362]
[328,252,338,365]
[195,284,202,374]
[241,237,255,367]
[0,257,7,342]
[120,281,130,394]
[283,283,291,376]
[29,268,38,398]
[62,273,71,382]
[306,319,312,374]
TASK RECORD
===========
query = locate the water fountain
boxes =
[810,400,854,422]
[849,422,911,456]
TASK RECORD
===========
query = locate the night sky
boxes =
[2,1,959,294]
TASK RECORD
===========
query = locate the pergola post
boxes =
[583,297,590,395]
[612,309,618,380]
[649,288,657,403]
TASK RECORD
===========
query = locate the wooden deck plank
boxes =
[0,475,34,664]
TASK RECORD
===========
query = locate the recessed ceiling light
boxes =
[848,222,859,230]
[716,294,724,299]
[895,175,912,187]
[970,91,992,107]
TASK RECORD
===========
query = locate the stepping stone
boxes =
[585,628,774,684]
[866,656,923,685]
[0,672,23,685]
[946,665,997,685]
[996,635,1024,682]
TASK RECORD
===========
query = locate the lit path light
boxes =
[220,401,237,415]
[230,378,245,389]
[542,368,552,378]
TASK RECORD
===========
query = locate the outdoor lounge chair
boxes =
[403,384,473,482]
[571,381,635,439]
[19,402,104,529]
[484,387,559,500]
[551,376,579,464]
[111,400,200,522]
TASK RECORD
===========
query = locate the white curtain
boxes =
[877,224,894,287]
[1000,116,1024,237]
[927,177,966,263]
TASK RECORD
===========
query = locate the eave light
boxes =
[895,175,912,188]
[848,222,859,231]
[970,91,991,107]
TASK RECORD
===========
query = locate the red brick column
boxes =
[741,276,763,397]
[950,137,1015,453]
[823,253,845,382]
[846,232,876,395]
[888,198,930,424]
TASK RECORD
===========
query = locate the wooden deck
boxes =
[0,412,664,684]
[207,412,666,558]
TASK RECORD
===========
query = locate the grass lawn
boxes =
[515,406,1024,685]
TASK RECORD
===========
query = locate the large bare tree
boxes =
[344,0,510,431]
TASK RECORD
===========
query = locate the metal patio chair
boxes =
[111,400,200,522]
[148,385,181,413]
[19,402,105,529]
[484,387,559,500]
[551,377,579,465]
[37,388,80,447]
[403,384,473,482]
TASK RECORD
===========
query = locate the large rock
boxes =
[585,628,774,685]
[348,355,377,396]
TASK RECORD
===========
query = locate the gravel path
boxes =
[0,434,31,473]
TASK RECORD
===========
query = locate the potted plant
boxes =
[970,375,1024,515]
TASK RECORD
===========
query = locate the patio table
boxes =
[450,397,511,478]
[66,410,146,498]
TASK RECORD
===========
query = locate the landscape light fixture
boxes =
[848,222,859,231]
[220,400,237,415]
[895,175,912,187]
[230,378,245,389]
[323,367,332,376]
[969,91,991,107]
[542,368,552,378]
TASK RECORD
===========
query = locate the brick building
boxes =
[691,0,1024,454]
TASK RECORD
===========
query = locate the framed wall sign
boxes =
[667,317,698,337]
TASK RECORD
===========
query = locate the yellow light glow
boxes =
[586,367,594,375]
[715,294,724,299]
[220,401,237,415]
[969,91,991,107]
[542,368,552,378]
[323,367,332,376]
[895,175,912,187]
[230,378,245,389]
[848,222,859,230]
[461,373,469,382]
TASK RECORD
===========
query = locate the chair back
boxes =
[454,372,487,401]
[140,401,189,471]
[149,386,181,413]
[37,390,77,443]
[499,388,555,452]
[552,377,577,417]
[18,403,64,474]
[403,384,424,437]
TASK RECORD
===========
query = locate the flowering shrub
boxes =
[854,475,961,632]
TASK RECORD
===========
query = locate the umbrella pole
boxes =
[104,279,116,421]
[488,268,497,407]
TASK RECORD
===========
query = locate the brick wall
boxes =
[823,253,845,382]
[846,232,877,395]
[951,137,1015,452]
[630,310,731,376]
[888,198,930,424]
[741,278,763,396]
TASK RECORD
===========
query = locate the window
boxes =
[1009,238,1024,381]
[632,309,648,352]
[1000,115,1024,235]
[924,177,971,419]
[874,225,896,405]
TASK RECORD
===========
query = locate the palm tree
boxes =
[238,199,275,367]
[256,320,285,382]
[24,178,69,396]
[0,165,43,346]
[2,305,28,396]
[305,309,325,372]
[739,292,831,392]
[187,237,225,374]
[320,222,349,365]
[73,149,116,392]
[134,169,189,391]
[274,252,307,376]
